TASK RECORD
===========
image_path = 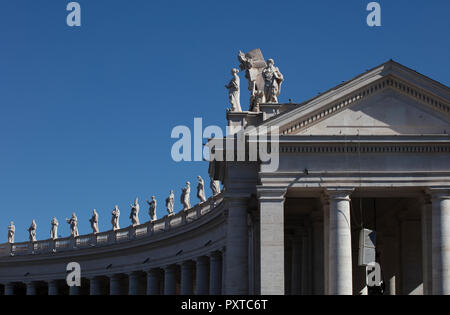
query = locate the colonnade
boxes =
[1,251,224,295]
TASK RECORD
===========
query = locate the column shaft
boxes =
[322,195,330,295]
[431,191,450,295]
[48,280,59,296]
[5,283,15,295]
[129,271,146,295]
[210,252,222,295]
[196,257,210,295]
[258,189,286,295]
[225,197,249,295]
[89,277,102,295]
[164,266,177,295]
[312,216,324,295]
[26,282,37,296]
[181,261,194,295]
[290,234,301,295]
[147,269,161,295]
[328,189,353,295]
[301,232,309,295]
[69,285,81,295]
[109,274,127,295]
[421,197,432,295]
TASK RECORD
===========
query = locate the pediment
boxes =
[259,61,450,137]
[293,88,450,136]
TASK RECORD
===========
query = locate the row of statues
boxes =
[6,177,222,244]
[226,49,284,113]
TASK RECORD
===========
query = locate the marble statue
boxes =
[90,209,99,234]
[238,49,267,111]
[225,68,242,112]
[28,220,37,242]
[112,206,120,230]
[130,198,140,227]
[51,217,59,240]
[262,58,284,104]
[210,179,221,196]
[146,197,157,221]
[197,176,207,203]
[8,222,15,244]
[66,213,79,238]
[166,190,175,216]
[181,182,191,211]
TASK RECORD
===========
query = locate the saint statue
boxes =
[28,220,37,242]
[225,68,242,112]
[146,197,157,222]
[51,217,59,240]
[130,198,140,227]
[90,209,99,234]
[166,190,175,216]
[181,182,191,211]
[262,58,284,103]
[112,206,120,231]
[66,213,79,238]
[8,222,15,244]
[197,176,207,203]
[210,179,221,196]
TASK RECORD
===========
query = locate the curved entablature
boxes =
[0,193,224,258]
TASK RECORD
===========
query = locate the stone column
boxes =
[290,232,302,295]
[89,277,102,295]
[399,210,422,295]
[225,197,249,295]
[209,251,222,295]
[164,265,177,295]
[48,280,60,296]
[284,234,292,295]
[301,230,310,295]
[312,210,324,295]
[26,282,38,296]
[258,188,286,295]
[327,188,354,295]
[196,256,210,295]
[420,195,432,295]
[181,260,194,295]
[321,194,330,295]
[430,189,450,295]
[109,274,127,295]
[5,283,15,295]
[147,269,161,295]
[381,235,398,295]
[129,271,146,295]
[69,285,81,295]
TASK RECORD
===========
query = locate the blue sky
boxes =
[0,0,449,242]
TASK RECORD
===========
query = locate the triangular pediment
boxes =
[294,88,449,135]
[259,61,450,136]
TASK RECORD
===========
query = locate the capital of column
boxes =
[181,260,195,269]
[164,264,178,273]
[427,188,450,201]
[147,268,162,276]
[325,188,355,201]
[197,256,209,265]
[257,187,287,202]
[209,250,222,260]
